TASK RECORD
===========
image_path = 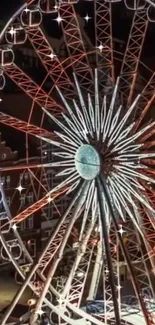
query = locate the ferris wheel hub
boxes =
[75,144,100,180]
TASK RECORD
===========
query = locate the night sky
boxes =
[0,0,25,21]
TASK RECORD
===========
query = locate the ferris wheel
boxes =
[1,0,155,324]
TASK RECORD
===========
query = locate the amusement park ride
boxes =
[1,0,155,324]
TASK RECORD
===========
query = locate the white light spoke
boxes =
[108,105,122,141]
[112,178,143,235]
[103,195,111,231]
[119,161,147,169]
[101,95,107,135]
[110,95,140,145]
[114,122,135,145]
[114,153,155,160]
[95,69,100,140]
[73,100,89,141]
[113,122,155,153]
[50,171,80,195]
[56,168,76,177]
[119,172,144,190]
[88,93,95,133]
[52,152,74,159]
[79,180,95,241]
[42,107,82,145]
[110,189,125,222]
[108,180,126,222]
[62,112,85,141]
[119,144,143,154]
[114,164,155,185]
[113,172,155,214]
[56,85,73,115]
[66,179,81,195]
[113,173,143,198]
[37,135,76,154]
[54,131,80,148]
[73,73,92,136]
[103,77,119,140]
[62,216,97,299]
[92,187,99,223]
[109,122,135,146]
[109,178,128,215]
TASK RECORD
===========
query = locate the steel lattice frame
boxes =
[0,1,155,325]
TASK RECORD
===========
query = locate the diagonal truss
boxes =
[95,0,115,90]
[9,187,67,224]
[0,111,56,138]
[119,6,148,106]
[134,71,155,130]
[59,3,94,94]
[60,213,97,307]
[65,245,94,307]
[4,64,64,116]
[26,27,76,100]
[39,211,73,274]
[104,226,121,322]
[122,219,155,323]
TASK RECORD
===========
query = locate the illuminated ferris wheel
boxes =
[1,0,155,324]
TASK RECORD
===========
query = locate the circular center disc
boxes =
[75,144,100,180]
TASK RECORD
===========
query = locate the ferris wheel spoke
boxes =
[122,220,155,312]
[33,181,90,315]
[61,203,97,302]
[99,176,152,325]
[9,185,67,225]
[0,233,65,325]
[26,27,76,100]
[96,177,121,325]
[39,181,88,275]
[109,175,143,235]
[0,185,88,325]
[64,244,95,308]
[132,205,155,287]
[59,4,94,94]
[4,63,64,116]
[0,111,56,139]
[87,241,103,301]
[119,6,148,106]
[138,204,155,269]
[133,71,155,131]
[95,0,115,92]
[79,181,95,241]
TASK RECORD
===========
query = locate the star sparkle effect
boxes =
[8,26,16,37]
[84,14,92,22]
[16,184,25,193]
[38,68,155,235]
[96,43,105,52]
[54,13,63,24]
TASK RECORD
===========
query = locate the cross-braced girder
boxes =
[59,4,94,95]
[4,64,64,116]
[95,0,115,91]
[0,111,55,138]
[119,6,148,106]
[26,27,76,100]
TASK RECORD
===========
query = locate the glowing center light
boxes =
[75,144,100,180]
